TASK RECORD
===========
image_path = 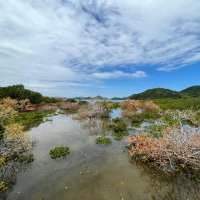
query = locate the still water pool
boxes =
[6,115,200,200]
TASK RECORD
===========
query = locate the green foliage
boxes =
[49,146,70,159]
[161,113,180,127]
[154,98,200,110]
[78,100,88,105]
[110,118,128,140]
[194,111,200,125]
[0,123,5,140]
[16,153,34,164]
[96,136,112,144]
[0,85,58,104]
[0,181,8,192]
[99,101,120,112]
[42,96,59,103]
[0,85,43,104]
[180,86,200,97]
[148,112,180,138]
[131,111,161,127]
[9,111,53,130]
[130,88,181,100]
[148,124,165,138]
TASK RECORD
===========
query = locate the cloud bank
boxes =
[0,0,200,96]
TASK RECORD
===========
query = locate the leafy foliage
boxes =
[96,136,112,144]
[110,118,128,140]
[49,146,70,159]
[0,85,57,104]
[0,181,8,193]
[16,153,34,164]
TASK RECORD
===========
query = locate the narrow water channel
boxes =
[6,114,200,200]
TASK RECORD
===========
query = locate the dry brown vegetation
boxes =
[121,100,160,118]
[128,121,200,173]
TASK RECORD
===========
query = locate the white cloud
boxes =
[0,0,200,95]
[93,70,146,79]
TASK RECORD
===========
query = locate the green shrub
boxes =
[0,85,58,104]
[0,181,8,192]
[110,118,128,140]
[131,111,160,127]
[16,153,34,164]
[49,146,70,159]
[0,124,5,140]
[96,136,112,144]
[148,124,165,138]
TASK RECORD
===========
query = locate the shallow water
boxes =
[110,108,122,119]
[6,115,200,200]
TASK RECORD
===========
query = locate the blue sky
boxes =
[0,0,200,97]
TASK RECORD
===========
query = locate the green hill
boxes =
[180,86,200,97]
[129,88,181,100]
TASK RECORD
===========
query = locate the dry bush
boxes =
[5,123,24,141]
[128,125,200,172]
[121,100,159,118]
[75,102,109,120]
[58,102,80,111]
[0,98,17,123]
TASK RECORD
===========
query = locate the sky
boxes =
[0,0,200,97]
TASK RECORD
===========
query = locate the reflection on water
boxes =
[110,108,122,119]
[6,114,200,200]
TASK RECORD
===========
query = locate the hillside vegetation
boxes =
[130,88,181,100]
[129,85,200,100]
[181,86,200,97]
[0,85,57,104]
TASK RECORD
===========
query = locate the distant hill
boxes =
[0,85,57,104]
[180,86,200,97]
[129,88,181,100]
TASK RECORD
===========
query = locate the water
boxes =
[6,115,200,200]
[110,108,122,119]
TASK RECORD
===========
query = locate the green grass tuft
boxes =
[96,136,112,144]
[49,146,70,159]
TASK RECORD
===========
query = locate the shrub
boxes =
[131,111,161,127]
[121,100,159,118]
[148,124,165,138]
[16,153,34,164]
[0,181,8,193]
[0,124,5,140]
[110,118,128,140]
[96,136,112,144]
[49,146,70,159]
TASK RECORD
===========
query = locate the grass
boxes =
[148,124,165,138]
[96,136,112,144]
[154,97,200,110]
[8,111,54,130]
[49,146,70,159]
[131,111,161,127]
[110,118,129,140]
